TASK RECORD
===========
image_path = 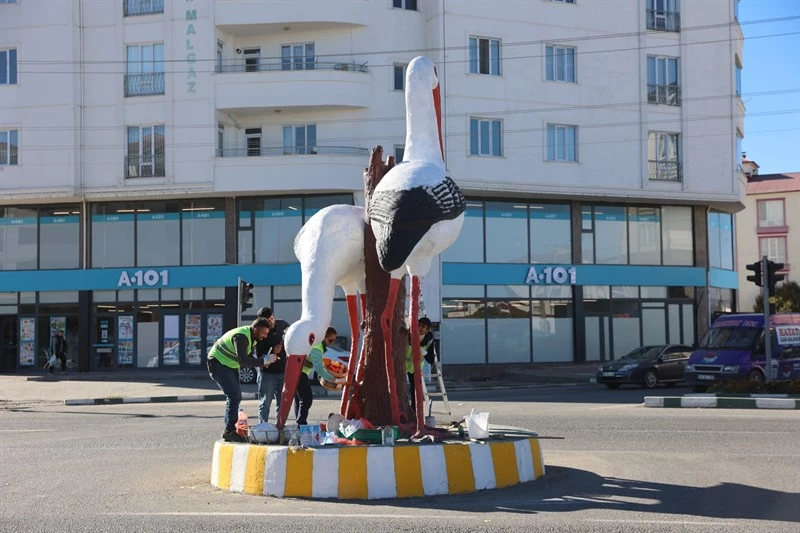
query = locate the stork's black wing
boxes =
[369,176,465,272]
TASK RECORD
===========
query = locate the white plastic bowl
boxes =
[249,422,279,444]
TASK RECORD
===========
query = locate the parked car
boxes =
[596,345,693,389]
[239,366,256,385]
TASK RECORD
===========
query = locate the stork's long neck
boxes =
[403,81,444,165]
[300,257,335,329]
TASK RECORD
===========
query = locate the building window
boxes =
[0,49,17,85]
[0,207,37,270]
[238,48,260,73]
[647,56,680,106]
[137,202,180,266]
[217,123,224,157]
[393,63,406,91]
[469,37,501,76]
[736,131,743,171]
[648,132,681,182]
[281,43,315,71]
[0,0,19,4]
[647,0,680,32]
[443,202,485,262]
[125,43,165,97]
[735,57,742,97]
[123,0,164,16]
[392,0,418,11]
[394,145,405,162]
[283,124,317,155]
[757,199,785,228]
[549,0,575,3]
[760,237,787,265]
[628,207,661,265]
[485,202,529,263]
[126,125,165,178]
[245,128,262,157]
[470,118,502,157]
[661,206,693,266]
[545,45,576,83]
[181,200,226,266]
[546,124,578,162]
[216,40,224,73]
[530,203,572,264]
[708,211,734,270]
[0,129,18,165]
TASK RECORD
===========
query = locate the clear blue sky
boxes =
[740,0,800,174]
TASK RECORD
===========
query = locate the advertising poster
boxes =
[185,314,201,365]
[118,316,134,365]
[163,315,180,366]
[19,317,36,367]
[206,314,223,356]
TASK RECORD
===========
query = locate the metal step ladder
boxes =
[422,355,457,425]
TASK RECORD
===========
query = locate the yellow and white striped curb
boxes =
[211,437,545,499]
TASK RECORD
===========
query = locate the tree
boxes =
[753,281,800,313]
[351,146,411,425]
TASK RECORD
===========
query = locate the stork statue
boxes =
[368,56,466,432]
[276,204,367,430]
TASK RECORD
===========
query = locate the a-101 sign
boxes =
[117,269,169,288]
[525,266,577,285]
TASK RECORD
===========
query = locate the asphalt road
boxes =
[1,385,798,533]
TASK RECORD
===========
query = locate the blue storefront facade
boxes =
[0,196,738,373]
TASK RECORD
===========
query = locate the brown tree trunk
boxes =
[353,146,410,425]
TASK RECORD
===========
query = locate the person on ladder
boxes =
[406,317,437,415]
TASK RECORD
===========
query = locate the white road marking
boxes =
[108,512,476,519]
[0,429,55,433]
[586,518,739,527]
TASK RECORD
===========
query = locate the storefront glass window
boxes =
[628,207,661,265]
[92,204,135,268]
[718,213,734,270]
[485,202,528,263]
[530,203,571,264]
[441,298,486,364]
[0,207,37,270]
[707,212,721,269]
[181,200,225,266]
[442,202,484,262]
[253,197,302,264]
[39,206,80,270]
[612,299,640,358]
[487,299,531,363]
[593,206,627,264]
[137,201,180,266]
[662,206,693,265]
[532,299,573,362]
[39,291,78,303]
[303,194,354,219]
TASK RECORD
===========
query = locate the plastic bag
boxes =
[463,409,490,439]
[48,353,58,369]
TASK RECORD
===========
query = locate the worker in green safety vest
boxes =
[294,327,338,425]
[207,317,272,442]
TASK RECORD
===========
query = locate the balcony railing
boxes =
[124,0,164,17]
[125,155,165,178]
[216,59,369,74]
[125,73,165,97]
[647,84,681,106]
[648,161,682,182]
[646,9,680,32]
[216,145,370,158]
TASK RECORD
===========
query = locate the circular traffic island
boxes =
[210,427,545,499]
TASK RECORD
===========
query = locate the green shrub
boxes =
[708,379,800,395]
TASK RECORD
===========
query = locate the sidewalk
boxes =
[0,364,597,406]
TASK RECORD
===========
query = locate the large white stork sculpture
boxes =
[276,204,367,429]
[368,56,466,431]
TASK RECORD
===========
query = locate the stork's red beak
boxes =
[276,354,306,430]
[433,84,443,160]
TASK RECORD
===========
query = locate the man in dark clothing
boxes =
[51,330,68,374]
[256,307,290,424]
[207,318,271,442]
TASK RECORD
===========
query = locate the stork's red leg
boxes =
[410,275,426,431]
[276,354,306,430]
[340,294,360,416]
[355,293,368,384]
[382,278,402,425]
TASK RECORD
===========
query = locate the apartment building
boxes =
[0,0,744,374]
[736,160,799,312]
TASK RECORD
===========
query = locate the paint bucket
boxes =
[425,415,436,428]
[299,424,321,447]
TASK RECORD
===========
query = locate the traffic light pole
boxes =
[761,255,772,383]
[237,276,243,327]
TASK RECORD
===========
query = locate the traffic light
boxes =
[745,261,762,287]
[239,280,254,312]
[766,260,785,293]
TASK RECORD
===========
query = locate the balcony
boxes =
[215,60,370,113]
[123,0,164,17]
[648,161,682,182]
[647,84,681,106]
[125,73,165,97]
[215,0,368,36]
[647,9,680,32]
[214,145,369,193]
[125,155,165,179]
